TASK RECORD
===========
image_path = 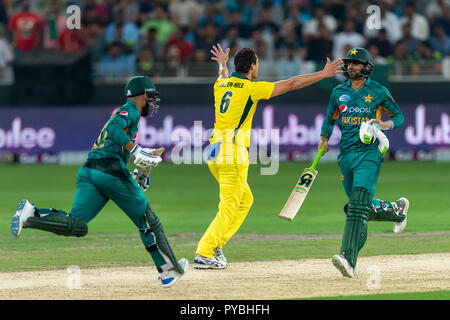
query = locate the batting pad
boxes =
[141,203,184,274]
[340,187,371,268]
[370,199,405,222]
[24,212,88,237]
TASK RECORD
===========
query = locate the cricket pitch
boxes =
[0,253,449,299]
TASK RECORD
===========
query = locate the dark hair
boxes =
[234,48,257,74]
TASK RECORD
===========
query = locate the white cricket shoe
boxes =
[158,258,189,288]
[10,199,35,237]
[213,247,227,265]
[393,197,409,234]
[332,254,354,278]
[193,254,227,269]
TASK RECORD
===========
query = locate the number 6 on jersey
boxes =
[279,144,326,221]
[220,91,233,113]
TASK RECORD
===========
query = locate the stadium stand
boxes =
[0,0,449,84]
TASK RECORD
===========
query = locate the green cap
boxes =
[125,76,159,97]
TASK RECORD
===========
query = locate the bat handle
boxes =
[311,141,327,170]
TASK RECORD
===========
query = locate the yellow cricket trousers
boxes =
[196,142,254,258]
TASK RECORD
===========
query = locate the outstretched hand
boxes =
[211,43,230,65]
[322,57,343,78]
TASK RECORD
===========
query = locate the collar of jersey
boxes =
[345,77,371,87]
[230,72,249,80]
[126,99,139,110]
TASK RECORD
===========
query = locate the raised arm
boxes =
[270,58,343,98]
[211,43,230,80]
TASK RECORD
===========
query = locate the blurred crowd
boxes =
[0,0,449,83]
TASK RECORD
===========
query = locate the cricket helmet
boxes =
[342,48,374,79]
[125,75,159,97]
[125,76,160,117]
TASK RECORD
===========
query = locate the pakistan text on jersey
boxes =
[341,116,371,125]
[218,82,244,88]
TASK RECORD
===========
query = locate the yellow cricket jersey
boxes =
[210,72,275,148]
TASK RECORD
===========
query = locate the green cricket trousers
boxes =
[33,159,180,273]
[338,149,383,197]
[337,149,402,268]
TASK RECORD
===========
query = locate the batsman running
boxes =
[194,44,343,269]
[10,76,188,288]
[319,48,409,278]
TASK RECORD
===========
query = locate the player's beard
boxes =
[141,102,150,117]
[347,67,364,80]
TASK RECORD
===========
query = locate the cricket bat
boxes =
[278,144,326,221]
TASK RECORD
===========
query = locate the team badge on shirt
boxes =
[364,94,373,103]
[120,111,128,117]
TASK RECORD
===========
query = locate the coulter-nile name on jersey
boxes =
[321,77,404,153]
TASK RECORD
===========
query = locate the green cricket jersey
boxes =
[321,78,404,153]
[87,99,140,163]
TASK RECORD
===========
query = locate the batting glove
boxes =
[359,120,374,145]
[131,169,151,192]
[360,119,389,155]
[130,145,162,169]
[371,122,390,155]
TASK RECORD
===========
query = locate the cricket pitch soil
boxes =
[0,253,449,299]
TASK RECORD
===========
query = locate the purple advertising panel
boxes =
[0,103,449,154]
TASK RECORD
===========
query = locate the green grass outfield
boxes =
[0,161,449,299]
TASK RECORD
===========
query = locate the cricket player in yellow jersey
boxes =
[194,44,343,269]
